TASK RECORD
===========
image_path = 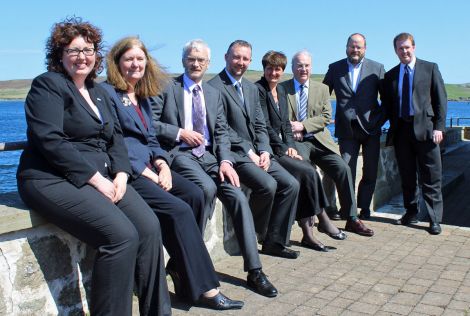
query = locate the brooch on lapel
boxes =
[122,96,132,107]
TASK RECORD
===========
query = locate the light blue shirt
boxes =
[224,68,242,89]
[398,58,416,117]
[347,59,363,93]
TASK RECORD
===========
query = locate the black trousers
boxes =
[296,138,357,218]
[18,178,171,316]
[131,170,220,302]
[276,155,328,220]
[393,120,443,223]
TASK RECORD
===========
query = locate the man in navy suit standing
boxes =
[323,33,385,220]
[383,33,447,235]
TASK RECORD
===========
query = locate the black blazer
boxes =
[383,58,447,146]
[17,72,131,187]
[101,83,169,179]
[208,70,272,162]
[255,77,296,157]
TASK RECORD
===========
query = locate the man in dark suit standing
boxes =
[208,40,300,258]
[383,33,447,235]
[282,50,374,237]
[153,39,278,297]
[323,33,385,220]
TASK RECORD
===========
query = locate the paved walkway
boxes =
[168,218,470,316]
[150,142,470,316]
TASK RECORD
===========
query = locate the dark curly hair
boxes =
[45,17,103,80]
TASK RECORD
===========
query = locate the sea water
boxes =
[0,100,469,193]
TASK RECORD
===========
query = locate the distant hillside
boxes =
[1,73,469,101]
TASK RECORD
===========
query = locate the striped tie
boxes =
[298,84,307,121]
[192,85,205,157]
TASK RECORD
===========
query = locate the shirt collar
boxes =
[294,78,309,91]
[347,58,364,69]
[401,57,417,71]
[183,73,202,92]
[224,68,242,86]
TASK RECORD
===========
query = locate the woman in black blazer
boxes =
[16,18,170,315]
[256,51,347,251]
[103,37,243,310]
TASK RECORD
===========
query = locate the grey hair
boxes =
[291,49,312,65]
[182,39,211,61]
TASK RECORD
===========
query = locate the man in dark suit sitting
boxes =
[208,40,300,258]
[323,33,385,220]
[382,33,447,235]
[152,39,278,297]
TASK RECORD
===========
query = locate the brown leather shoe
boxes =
[345,219,374,237]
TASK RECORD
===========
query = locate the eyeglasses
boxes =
[347,45,364,50]
[295,64,310,70]
[64,47,96,57]
[186,57,208,65]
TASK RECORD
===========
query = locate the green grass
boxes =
[1,73,469,101]
[445,83,470,101]
[0,88,29,100]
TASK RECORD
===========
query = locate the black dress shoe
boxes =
[395,213,418,226]
[317,226,347,240]
[300,238,336,252]
[326,207,342,221]
[429,222,442,235]
[358,209,371,220]
[197,292,244,310]
[247,269,278,297]
[262,243,299,259]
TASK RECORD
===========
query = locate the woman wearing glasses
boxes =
[101,36,243,311]
[16,18,170,315]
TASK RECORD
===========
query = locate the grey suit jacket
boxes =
[281,78,340,155]
[208,70,273,162]
[323,58,385,138]
[383,58,447,146]
[151,74,234,164]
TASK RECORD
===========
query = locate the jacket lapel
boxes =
[286,79,298,120]
[175,76,186,126]
[356,59,370,92]
[66,79,101,122]
[220,71,248,117]
[340,60,354,93]
[117,91,148,136]
[202,82,215,133]
[268,89,282,119]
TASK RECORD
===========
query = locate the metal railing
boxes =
[449,117,470,128]
[0,141,27,152]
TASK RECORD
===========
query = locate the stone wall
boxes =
[0,196,234,316]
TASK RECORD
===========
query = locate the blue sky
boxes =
[1,0,469,83]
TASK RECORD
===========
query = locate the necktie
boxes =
[298,84,307,121]
[235,82,244,104]
[191,85,205,157]
[402,65,411,120]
